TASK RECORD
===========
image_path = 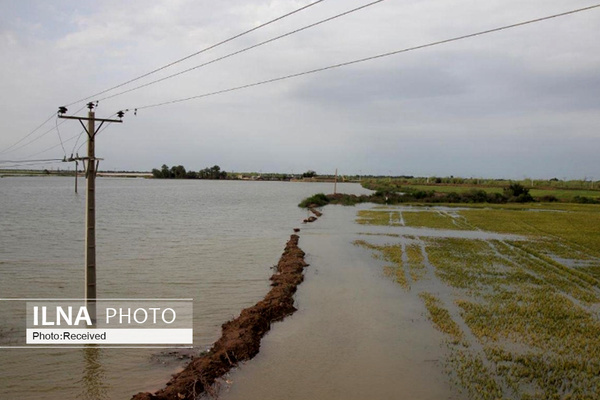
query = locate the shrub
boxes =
[538,195,559,203]
[573,196,600,204]
[504,183,533,203]
[298,193,329,208]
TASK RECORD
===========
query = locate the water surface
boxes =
[0,176,369,399]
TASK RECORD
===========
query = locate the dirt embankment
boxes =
[132,234,308,400]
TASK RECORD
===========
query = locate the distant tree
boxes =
[302,170,317,178]
[504,183,534,202]
[170,165,187,179]
[160,164,172,178]
[152,164,228,179]
[198,165,227,179]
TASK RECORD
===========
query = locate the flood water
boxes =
[220,204,466,400]
[0,176,369,399]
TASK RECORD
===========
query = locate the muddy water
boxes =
[0,177,370,400]
[220,205,467,400]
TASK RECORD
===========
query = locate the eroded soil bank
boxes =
[131,234,308,400]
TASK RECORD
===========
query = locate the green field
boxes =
[355,204,600,399]
[401,184,600,201]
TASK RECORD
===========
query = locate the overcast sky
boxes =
[1,0,599,179]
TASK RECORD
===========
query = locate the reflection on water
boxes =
[78,347,108,400]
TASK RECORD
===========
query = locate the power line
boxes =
[25,132,82,159]
[0,112,55,155]
[2,121,68,155]
[65,0,327,107]
[96,0,386,103]
[55,115,67,157]
[0,161,65,169]
[2,2,326,160]
[135,3,600,111]
[0,105,87,157]
[70,130,85,156]
[0,158,65,164]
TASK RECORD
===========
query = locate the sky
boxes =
[1,0,599,179]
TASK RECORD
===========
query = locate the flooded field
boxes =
[220,204,466,400]
[353,204,600,399]
[3,177,599,399]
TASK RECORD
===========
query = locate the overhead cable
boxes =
[0,158,65,164]
[0,112,55,155]
[96,0,386,103]
[0,105,87,156]
[65,0,327,107]
[135,3,600,111]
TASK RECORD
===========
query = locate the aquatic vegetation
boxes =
[380,245,408,289]
[352,239,380,251]
[403,211,469,230]
[449,348,504,400]
[425,238,506,294]
[406,243,426,281]
[353,240,408,288]
[356,210,401,226]
[353,202,600,399]
[419,292,463,344]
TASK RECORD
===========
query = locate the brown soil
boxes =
[309,208,323,217]
[131,234,308,400]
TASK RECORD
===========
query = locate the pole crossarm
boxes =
[58,114,122,137]
[63,156,104,162]
[58,115,123,123]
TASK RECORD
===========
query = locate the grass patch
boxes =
[406,243,426,281]
[420,292,464,343]
[403,210,469,230]
[356,210,400,226]
[353,240,409,289]
[461,207,600,259]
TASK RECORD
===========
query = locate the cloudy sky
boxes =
[1,0,599,179]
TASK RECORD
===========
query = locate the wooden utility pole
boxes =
[334,168,338,194]
[59,103,123,322]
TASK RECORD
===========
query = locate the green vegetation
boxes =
[356,210,400,226]
[298,179,598,208]
[406,243,426,281]
[298,193,329,208]
[449,348,504,400]
[353,240,409,289]
[151,164,227,179]
[360,177,600,203]
[354,203,600,399]
[420,292,464,344]
[403,211,469,230]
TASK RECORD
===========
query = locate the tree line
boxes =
[151,164,227,179]
[299,183,539,208]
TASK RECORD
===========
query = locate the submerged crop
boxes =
[354,203,600,399]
